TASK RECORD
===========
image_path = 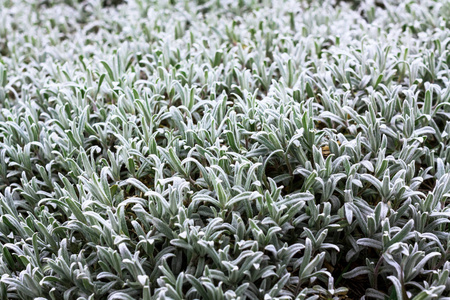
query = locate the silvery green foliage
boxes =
[0,0,450,298]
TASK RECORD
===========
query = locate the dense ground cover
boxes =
[0,0,450,299]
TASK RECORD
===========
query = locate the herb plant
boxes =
[0,0,450,299]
